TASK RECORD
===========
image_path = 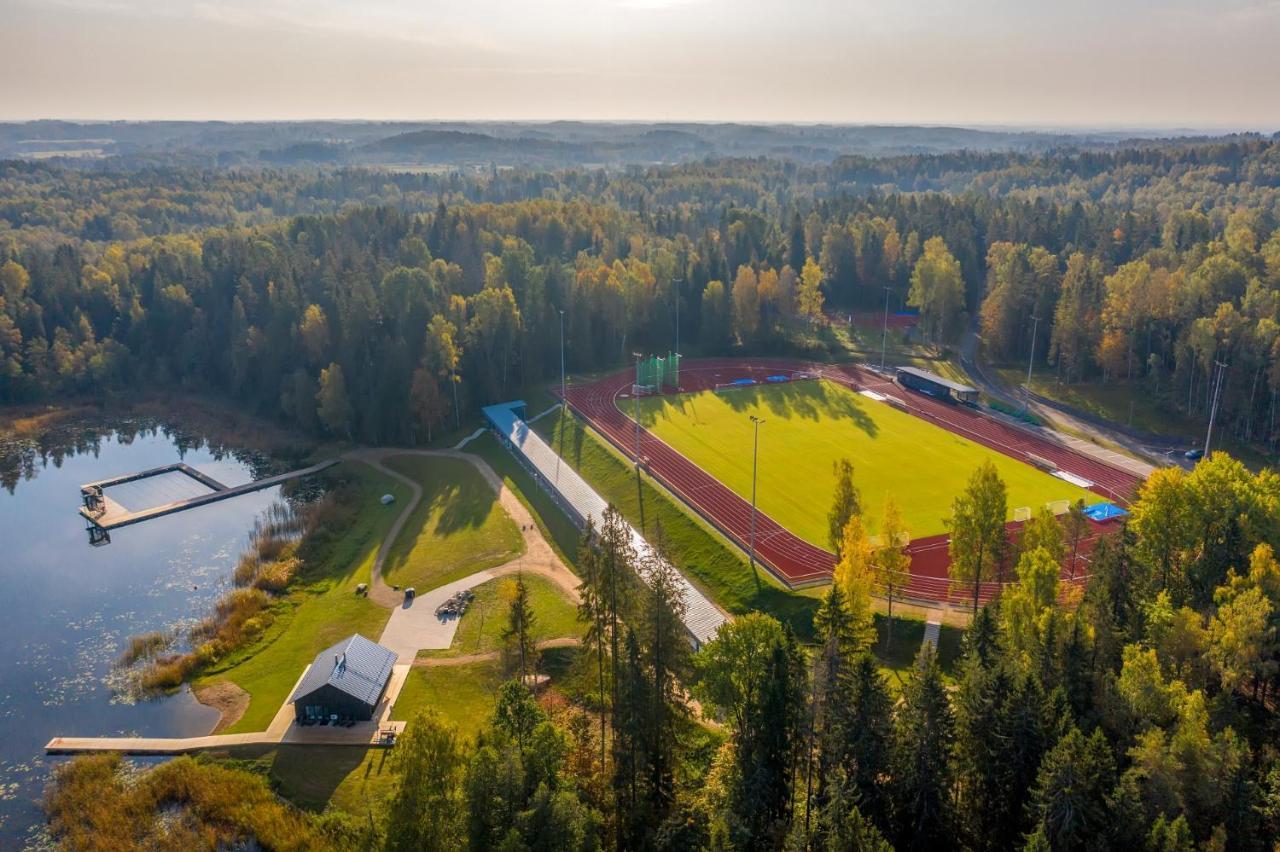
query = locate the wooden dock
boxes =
[80,458,340,531]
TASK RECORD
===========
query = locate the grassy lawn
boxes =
[466,430,582,567]
[381,454,524,591]
[391,659,503,739]
[634,380,1095,544]
[872,614,964,692]
[216,744,398,816]
[538,408,820,638]
[196,461,408,733]
[419,572,582,660]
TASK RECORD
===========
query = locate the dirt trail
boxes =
[411,636,583,668]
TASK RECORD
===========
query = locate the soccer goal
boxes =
[1046,499,1070,516]
[1013,506,1033,522]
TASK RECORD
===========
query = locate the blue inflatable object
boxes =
[1083,502,1128,522]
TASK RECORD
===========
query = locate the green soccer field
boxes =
[633,380,1095,547]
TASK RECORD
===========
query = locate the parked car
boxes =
[1184,448,1204,461]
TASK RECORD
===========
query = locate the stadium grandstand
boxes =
[895,366,979,405]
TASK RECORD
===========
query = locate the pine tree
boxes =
[891,646,954,850]
[789,212,808,273]
[574,520,609,775]
[814,772,895,852]
[501,572,539,683]
[1027,727,1116,851]
[735,631,806,847]
[635,526,690,828]
[836,653,894,830]
[612,630,653,847]
[955,661,1050,850]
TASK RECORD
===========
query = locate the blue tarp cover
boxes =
[1083,502,1128,522]
[766,375,789,382]
[731,378,756,386]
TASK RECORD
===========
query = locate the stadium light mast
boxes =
[1023,314,1041,413]
[633,351,644,470]
[1204,360,1229,458]
[674,276,682,357]
[880,286,893,370]
[558,309,566,405]
[749,415,765,572]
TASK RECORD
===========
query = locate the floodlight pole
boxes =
[1204,360,1229,458]
[1023,315,1041,413]
[674,276,682,358]
[558,309,566,405]
[880,286,892,370]
[633,351,643,469]
[749,415,764,572]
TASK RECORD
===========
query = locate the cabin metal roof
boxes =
[289,634,398,708]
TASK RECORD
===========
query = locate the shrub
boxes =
[116,631,171,667]
[45,753,339,850]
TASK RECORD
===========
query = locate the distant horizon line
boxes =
[3,117,1278,136]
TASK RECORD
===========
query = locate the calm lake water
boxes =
[0,422,283,845]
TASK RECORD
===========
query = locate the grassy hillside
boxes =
[380,454,523,590]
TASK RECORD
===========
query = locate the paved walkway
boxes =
[349,447,581,660]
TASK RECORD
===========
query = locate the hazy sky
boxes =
[3,0,1279,127]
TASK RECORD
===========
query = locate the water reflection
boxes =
[0,421,282,844]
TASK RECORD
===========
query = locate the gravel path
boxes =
[342,448,581,659]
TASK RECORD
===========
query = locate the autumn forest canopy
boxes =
[8,128,1280,850]
[4,135,1280,452]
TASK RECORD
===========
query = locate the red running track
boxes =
[561,357,1144,606]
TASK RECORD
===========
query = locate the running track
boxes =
[561,358,1145,606]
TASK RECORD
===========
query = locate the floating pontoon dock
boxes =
[79,458,340,533]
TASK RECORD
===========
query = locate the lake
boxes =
[0,420,284,845]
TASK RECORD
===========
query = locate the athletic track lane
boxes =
[561,357,1144,606]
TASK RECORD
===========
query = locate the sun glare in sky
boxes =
[2,0,1279,126]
